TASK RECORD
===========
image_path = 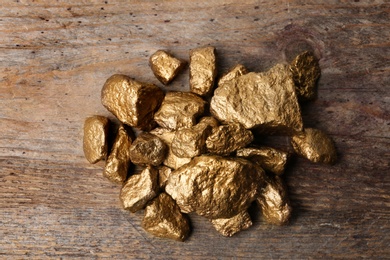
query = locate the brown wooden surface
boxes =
[1,0,389,258]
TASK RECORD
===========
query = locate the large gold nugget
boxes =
[206,123,253,156]
[142,193,190,242]
[211,210,252,237]
[120,166,158,213]
[257,176,292,226]
[101,74,164,130]
[171,121,212,158]
[165,155,266,219]
[218,64,248,87]
[104,125,133,183]
[154,92,206,130]
[290,51,321,101]
[83,115,110,164]
[210,64,303,134]
[236,147,289,175]
[129,132,167,166]
[291,128,337,164]
[149,128,191,169]
[189,46,217,96]
[149,50,186,85]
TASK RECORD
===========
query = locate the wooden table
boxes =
[1,1,389,258]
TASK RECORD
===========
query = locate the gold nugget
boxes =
[290,51,321,101]
[291,128,337,164]
[101,74,164,130]
[154,91,206,130]
[218,64,248,87]
[189,46,217,96]
[257,176,292,226]
[120,166,159,213]
[149,50,186,85]
[211,64,303,134]
[165,155,266,219]
[211,210,252,237]
[157,166,172,190]
[236,147,289,175]
[129,132,167,166]
[206,123,253,155]
[142,193,190,242]
[104,125,133,183]
[83,115,110,164]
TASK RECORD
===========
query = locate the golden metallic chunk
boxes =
[154,91,206,130]
[290,51,321,101]
[101,74,164,130]
[165,155,266,219]
[142,193,190,242]
[257,176,292,226]
[218,64,248,87]
[189,46,217,96]
[149,50,186,85]
[129,132,167,166]
[83,115,110,164]
[291,128,337,164]
[157,166,172,189]
[206,123,253,156]
[120,166,159,213]
[198,116,219,131]
[211,210,252,237]
[171,121,212,158]
[104,125,133,183]
[236,147,289,175]
[149,127,191,169]
[210,64,303,134]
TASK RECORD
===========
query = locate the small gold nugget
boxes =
[257,176,292,226]
[206,123,253,156]
[189,46,217,96]
[83,115,110,164]
[101,74,164,130]
[218,64,248,87]
[290,51,321,101]
[104,125,133,183]
[236,147,289,175]
[211,64,303,134]
[120,166,159,213]
[157,166,172,189]
[129,132,167,166]
[154,91,206,130]
[142,193,190,242]
[149,127,192,169]
[165,155,266,219]
[291,128,337,164]
[149,50,186,85]
[211,210,252,237]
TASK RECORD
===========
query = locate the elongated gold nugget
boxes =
[149,50,186,85]
[189,46,217,96]
[83,115,110,164]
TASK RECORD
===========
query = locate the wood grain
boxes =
[1,0,389,258]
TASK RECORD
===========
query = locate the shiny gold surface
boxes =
[129,132,167,166]
[218,64,248,87]
[157,165,172,189]
[291,128,337,164]
[165,155,266,219]
[154,91,206,130]
[210,64,303,134]
[103,125,133,183]
[142,193,190,242]
[257,176,292,226]
[206,123,253,155]
[149,50,186,85]
[211,210,252,237]
[120,166,158,213]
[101,74,164,130]
[198,116,220,132]
[83,115,110,164]
[236,147,289,175]
[189,46,217,96]
[290,51,321,101]
[149,127,191,169]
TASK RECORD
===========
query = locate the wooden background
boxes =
[1,0,389,258]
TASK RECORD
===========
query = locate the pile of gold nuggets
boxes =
[83,47,337,241]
